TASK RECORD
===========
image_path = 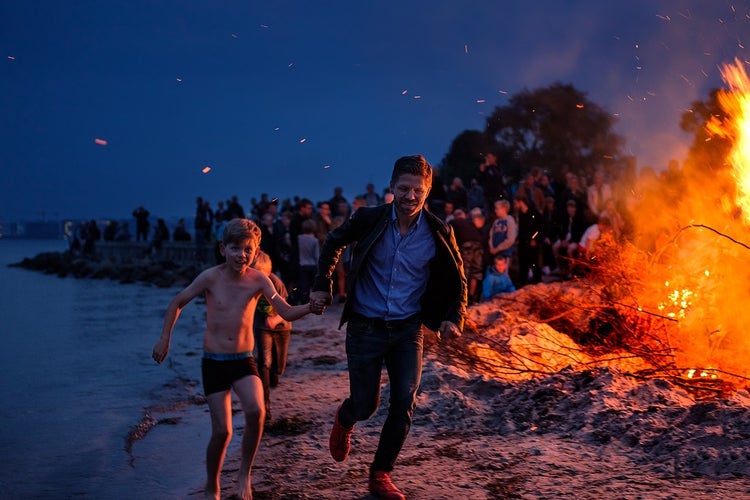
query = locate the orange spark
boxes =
[94,138,108,146]
[202,166,211,174]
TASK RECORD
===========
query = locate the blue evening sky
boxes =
[1,1,747,221]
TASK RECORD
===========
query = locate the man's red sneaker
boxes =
[329,405,353,462]
[368,471,406,500]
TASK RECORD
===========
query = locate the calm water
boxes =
[0,240,210,499]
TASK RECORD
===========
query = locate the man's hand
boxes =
[438,321,461,340]
[309,290,332,315]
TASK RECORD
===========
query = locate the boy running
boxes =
[153,218,320,500]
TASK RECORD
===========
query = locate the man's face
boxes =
[391,173,430,219]
[300,203,313,217]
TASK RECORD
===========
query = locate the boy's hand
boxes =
[152,338,169,364]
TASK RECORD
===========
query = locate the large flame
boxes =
[707,58,750,224]
[628,59,750,380]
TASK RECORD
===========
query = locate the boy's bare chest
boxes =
[210,282,260,310]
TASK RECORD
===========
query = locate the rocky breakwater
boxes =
[10,250,204,288]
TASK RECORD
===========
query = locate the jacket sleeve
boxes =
[311,208,366,295]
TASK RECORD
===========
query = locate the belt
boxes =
[351,312,421,329]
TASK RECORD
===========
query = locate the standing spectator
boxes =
[314,201,333,245]
[173,218,191,241]
[466,178,485,211]
[362,183,382,207]
[477,152,505,213]
[146,218,170,257]
[540,196,557,275]
[328,186,349,218]
[194,197,211,264]
[449,209,486,305]
[516,172,546,213]
[351,195,368,213]
[132,206,150,242]
[259,212,281,274]
[309,154,466,500]
[446,177,468,211]
[277,210,294,284]
[82,219,100,256]
[426,169,447,218]
[514,194,543,286]
[226,195,246,220]
[297,219,319,304]
[488,199,517,260]
[213,201,227,227]
[559,173,589,222]
[103,220,119,241]
[288,199,314,301]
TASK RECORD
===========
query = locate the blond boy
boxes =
[153,218,320,500]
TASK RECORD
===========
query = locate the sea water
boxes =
[0,239,211,498]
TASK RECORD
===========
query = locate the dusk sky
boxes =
[1,1,748,222]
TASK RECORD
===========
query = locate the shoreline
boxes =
[12,250,750,498]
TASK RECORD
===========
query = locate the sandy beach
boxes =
[144,298,750,500]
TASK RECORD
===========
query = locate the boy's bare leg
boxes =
[205,391,233,500]
[232,375,265,500]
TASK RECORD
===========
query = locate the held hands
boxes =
[309,290,332,315]
[437,321,461,341]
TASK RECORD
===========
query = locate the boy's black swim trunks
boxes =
[201,352,260,395]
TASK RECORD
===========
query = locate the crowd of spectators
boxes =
[70,157,627,305]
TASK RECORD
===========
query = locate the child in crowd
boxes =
[152,218,320,500]
[482,253,516,301]
[488,199,517,258]
[252,251,292,422]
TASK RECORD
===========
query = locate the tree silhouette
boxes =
[440,82,625,188]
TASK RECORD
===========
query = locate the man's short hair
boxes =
[390,154,433,188]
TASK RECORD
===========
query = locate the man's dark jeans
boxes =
[338,312,424,474]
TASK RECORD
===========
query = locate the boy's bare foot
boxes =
[204,487,219,500]
[238,471,252,500]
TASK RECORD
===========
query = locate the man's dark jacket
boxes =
[312,203,468,332]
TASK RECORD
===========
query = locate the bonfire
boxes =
[431,58,750,402]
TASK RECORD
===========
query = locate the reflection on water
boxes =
[0,240,207,498]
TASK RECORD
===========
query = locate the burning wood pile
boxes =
[430,59,750,402]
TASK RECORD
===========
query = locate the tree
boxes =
[440,130,491,183]
[484,82,624,183]
[439,82,626,192]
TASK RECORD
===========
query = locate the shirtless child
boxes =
[152,218,321,500]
